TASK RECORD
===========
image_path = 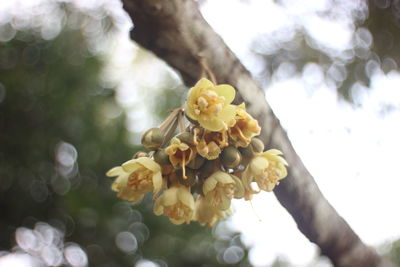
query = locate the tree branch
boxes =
[121,1,394,266]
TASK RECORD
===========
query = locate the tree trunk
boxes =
[120,1,395,266]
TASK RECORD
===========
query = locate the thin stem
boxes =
[198,56,217,84]
[159,108,180,132]
[178,110,185,133]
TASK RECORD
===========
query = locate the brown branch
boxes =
[120,1,395,266]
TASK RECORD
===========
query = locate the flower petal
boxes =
[199,117,225,131]
[106,166,124,177]
[152,171,163,194]
[219,196,231,210]
[161,187,179,206]
[177,187,195,210]
[112,173,129,191]
[218,104,237,122]
[214,84,235,105]
[212,171,234,184]
[263,149,283,156]
[250,156,269,175]
[194,78,214,89]
[137,157,161,172]
[230,174,245,199]
[121,159,141,173]
[153,197,163,216]
[203,176,218,195]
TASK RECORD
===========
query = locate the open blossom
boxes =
[228,103,261,147]
[165,137,196,179]
[194,196,232,226]
[165,137,195,168]
[203,171,244,210]
[106,157,163,202]
[194,128,228,160]
[242,149,288,193]
[153,184,195,225]
[185,78,237,131]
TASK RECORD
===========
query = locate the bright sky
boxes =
[200,0,400,266]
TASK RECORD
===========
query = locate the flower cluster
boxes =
[107,78,288,226]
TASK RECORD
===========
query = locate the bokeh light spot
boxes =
[115,231,138,253]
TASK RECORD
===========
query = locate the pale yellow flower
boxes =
[242,149,288,192]
[194,196,232,227]
[194,128,228,160]
[165,137,195,168]
[203,171,244,210]
[165,137,196,179]
[106,157,163,202]
[153,184,195,225]
[228,103,261,147]
[185,78,237,131]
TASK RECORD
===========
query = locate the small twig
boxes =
[198,56,217,84]
[178,110,185,133]
[159,108,180,132]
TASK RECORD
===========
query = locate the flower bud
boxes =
[177,168,197,186]
[154,149,171,165]
[176,132,195,145]
[133,151,148,159]
[187,154,205,169]
[198,159,219,179]
[141,127,164,150]
[184,112,199,125]
[250,138,264,153]
[221,146,241,169]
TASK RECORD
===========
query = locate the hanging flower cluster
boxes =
[107,78,288,226]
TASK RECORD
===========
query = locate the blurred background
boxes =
[0,0,400,266]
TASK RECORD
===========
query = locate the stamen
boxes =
[193,128,199,145]
[182,151,187,179]
[235,125,251,142]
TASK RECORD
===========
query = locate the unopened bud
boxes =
[141,127,164,150]
[184,112,199,125]
[239,138,265,164]
[187,154,205,169]
[238,146,252,165]
[177,168,197,186]
[176,132,195,145]
[198,159,218,179]
[133,151,148,159]
[250,138,264,153]
[154,149,170,165]
[221,146,241,169]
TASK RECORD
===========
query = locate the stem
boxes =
[198,56,217,84]
[159,108,180,132]
[178,110,185,133]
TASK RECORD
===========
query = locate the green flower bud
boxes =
[177,168,197,186]
[176,132,195,145]
[153,149,170,165]
[250,138,264,153]
[197,159,219,180]
[141,127,164,150]
[238,138,265,165]
[221,146,242,169]
[238,146,252,165]
[184,112,199,125]
[187,154,205,169]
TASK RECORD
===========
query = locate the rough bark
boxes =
[121,1,395,266]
